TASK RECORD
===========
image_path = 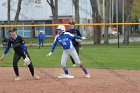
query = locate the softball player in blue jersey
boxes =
[47,25,90,78]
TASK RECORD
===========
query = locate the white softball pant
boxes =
[61,48,81,67]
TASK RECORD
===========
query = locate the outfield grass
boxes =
[0,43,140,70]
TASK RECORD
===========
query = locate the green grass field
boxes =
[0,43,140,70]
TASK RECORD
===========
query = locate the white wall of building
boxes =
[0,0,94,38]
[0,0,92,21]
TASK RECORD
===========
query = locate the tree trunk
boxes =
[47,0,58,24]
[7,0,11,38]
[14,0,22,25]
[54,0,58,23]
[31,21,35,38]
[90,0,101,44]
[8,0,11,25]
[1,22,5,38]
[73,0,80,24]
[47,0,58,36]
[104,0,110,44]
[123,0,133,44]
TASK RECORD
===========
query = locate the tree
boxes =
[104,0,110,44]
[1,22,5,38]
[8,0,11,25]
[14,0,23,24]
[47,0,58,24]
[90,0,102,44]
[31,21,35,38]
[72,0,80,24]
[123,0,134,44]
[5,0,11,38]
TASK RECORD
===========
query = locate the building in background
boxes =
[0,0,93,38]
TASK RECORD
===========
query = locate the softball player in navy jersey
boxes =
[67,22,82,67]
[47,25,90,78]
[0,28,40,81]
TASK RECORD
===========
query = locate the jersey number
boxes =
[62,42,66,45]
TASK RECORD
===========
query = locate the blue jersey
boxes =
[38,33,45,40]
[51,32,82,52]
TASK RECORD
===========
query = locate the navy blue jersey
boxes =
[4,35,26,55]
[68,28,81,36]
[67,28,81,46]
[51,32,82,52]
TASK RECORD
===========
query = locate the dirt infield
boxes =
[0,67,140,93]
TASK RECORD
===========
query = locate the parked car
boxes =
[108,27,118,36]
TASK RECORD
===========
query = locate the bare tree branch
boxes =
[46,0,58,24]
[14,0,23,25]
[46,0,51,6]
[72,0,76,4]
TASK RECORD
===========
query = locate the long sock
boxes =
[63,67,69,74]
[80,64,88,74]
[28,63,34,76]
[13,54,20,76]
[13,66,19,76]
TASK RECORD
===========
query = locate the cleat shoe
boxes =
[73,64,76,67]
[86,74,90,78]
[58,74,74,79]
[14,76,21,81]
[66,75,74,78]
[33,74,40,79]
[58,74,66,78]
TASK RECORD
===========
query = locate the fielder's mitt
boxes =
[23,56,31,66]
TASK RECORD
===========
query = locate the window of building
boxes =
[35,21,45,33]
[24,22,32,37]
[24,31,31,37]
[45,20,52,37]
[4,29,10,37]
[17,30,24,36]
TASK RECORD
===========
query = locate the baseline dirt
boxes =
[0,67,140,93]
